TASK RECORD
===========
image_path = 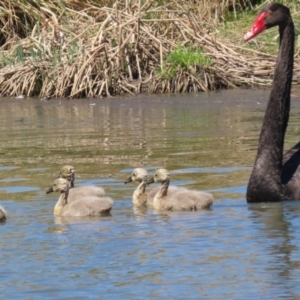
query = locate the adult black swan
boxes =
[244,3,300,202]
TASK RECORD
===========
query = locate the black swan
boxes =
[245,3,300,202]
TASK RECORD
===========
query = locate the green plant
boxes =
[15,43,25,63]
[159,45,211,79]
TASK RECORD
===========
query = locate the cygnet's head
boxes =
[46,178,69,194]
[124,168,148,184]
[59,165,75,187]
[147,169,170,184]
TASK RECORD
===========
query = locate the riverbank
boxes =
[0,0,299,98]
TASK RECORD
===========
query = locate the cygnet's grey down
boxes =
[124,168,183,207]
[0,206,7,221]
[46,178,113,217]
[147,169,213,211]
[59,165,105,198]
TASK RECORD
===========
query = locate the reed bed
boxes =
[0,0,298,98]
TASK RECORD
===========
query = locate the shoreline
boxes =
[0,0,299,99]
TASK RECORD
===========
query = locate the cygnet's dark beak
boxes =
[147,177,155,185]
[46,187,54,194]
[124,176,132,184]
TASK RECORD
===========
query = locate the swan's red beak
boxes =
[244,11,269,41]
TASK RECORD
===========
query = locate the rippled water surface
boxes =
[1,89,300,299]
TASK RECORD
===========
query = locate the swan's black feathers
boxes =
[281,142,300,199]
[246,3,300,202]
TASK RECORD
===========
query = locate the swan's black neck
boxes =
[247,18,294,203]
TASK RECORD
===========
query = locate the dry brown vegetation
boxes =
[0,0,299,98]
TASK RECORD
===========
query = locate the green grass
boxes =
[15,43,25,63]
[159,45,211,79]
[166,45,211,68]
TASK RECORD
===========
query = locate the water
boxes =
[1,89,300,299]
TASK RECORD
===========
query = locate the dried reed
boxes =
[0,0,298,98]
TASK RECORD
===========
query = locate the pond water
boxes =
[1,89,300,299]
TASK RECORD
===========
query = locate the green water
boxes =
[1,89,300,298]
